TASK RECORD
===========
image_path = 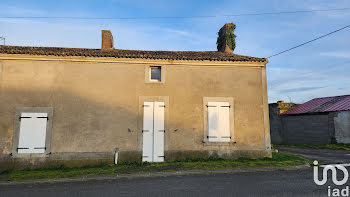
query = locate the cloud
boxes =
[309,7,350,19]
[292,0,350,19]
[320,51,350,59]
[279,87,324,94]
[0,5,44,16]
[0,17,211,51]
[163,29,194,37]
[267,63,350,103]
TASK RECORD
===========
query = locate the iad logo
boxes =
[313,160,350,197]
[314,160,349,185]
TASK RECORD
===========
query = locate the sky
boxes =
[0,0,349,103]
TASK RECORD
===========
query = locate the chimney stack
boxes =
[217,23,236,53]
[101,30,114,49]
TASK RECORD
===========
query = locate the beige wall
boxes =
[0,55,270,158]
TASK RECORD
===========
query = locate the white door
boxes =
[142,102,154,162]
[18,113,48,153]
[142,101,165,162]
[153,102,165,162]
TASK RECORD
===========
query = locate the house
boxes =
[269,101,297,144]
[0,25,271,169]
[272,95,350,144]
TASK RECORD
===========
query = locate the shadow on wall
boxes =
[0,86,218,158]
[0,87,141,154]
[0,87,158,169]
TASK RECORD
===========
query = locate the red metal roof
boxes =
[323,95,350,112]
[283,95,350,115]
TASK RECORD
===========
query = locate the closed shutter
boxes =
[207,102,230,142]
[142,102,154,162]
[208,102,220,142]
[18,113,48,153]
[218,102,230,142]
[153,102,165,162]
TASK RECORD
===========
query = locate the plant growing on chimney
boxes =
[216,23,236,53]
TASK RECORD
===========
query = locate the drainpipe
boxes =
[114,148,119,165]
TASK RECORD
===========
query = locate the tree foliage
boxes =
[217,23,236,52]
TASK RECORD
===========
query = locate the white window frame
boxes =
[145,65,165,83]
[149,66,162,82]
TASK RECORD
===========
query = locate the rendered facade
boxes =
[0,29,271,169]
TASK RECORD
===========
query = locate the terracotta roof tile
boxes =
[0,45,267,62]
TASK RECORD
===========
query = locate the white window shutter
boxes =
[218,102,230,142]
[207,102,231,142]
[142,102,154,162]
[153,102,165,162]
[18,113,48,153]
[208,102,220,142]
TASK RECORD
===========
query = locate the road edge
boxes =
[0,163,310,186]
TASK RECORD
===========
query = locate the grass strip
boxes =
[0,152,310,181]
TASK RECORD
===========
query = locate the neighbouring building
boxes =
[271,95,350,145]
[0,26,271,169]
[269,101,297,144]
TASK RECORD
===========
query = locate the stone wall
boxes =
[334,111,350,143]
[276,101,297,114]
[270,110,350,145]
[269,103,283,144]
[281,114,331,144]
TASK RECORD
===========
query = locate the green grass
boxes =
[275,143,350,151]
[0,152,309,181]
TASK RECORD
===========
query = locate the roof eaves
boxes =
[0,45,267,63]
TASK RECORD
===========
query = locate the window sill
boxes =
[203,142,236,146]
[145,81,164,84]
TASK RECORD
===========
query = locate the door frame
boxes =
[138,96,169,154]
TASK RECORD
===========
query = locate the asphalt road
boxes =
[278,147,350,164]
[0,169,338,197]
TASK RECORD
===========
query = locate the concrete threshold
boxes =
[0,163,310,186]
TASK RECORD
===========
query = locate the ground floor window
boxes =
[17,113,48,153]
[203,97,234,145]
[12,107,53,155]
[207,102,231,142]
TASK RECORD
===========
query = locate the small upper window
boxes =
[150,66,161,82]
